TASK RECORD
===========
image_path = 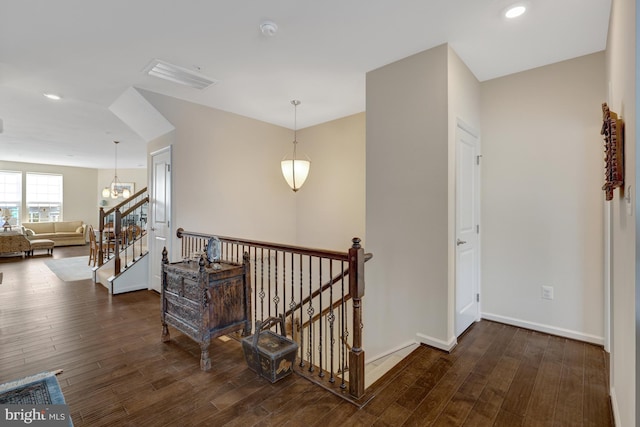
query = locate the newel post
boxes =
[348,237,365,399]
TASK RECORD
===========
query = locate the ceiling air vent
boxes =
[143,59,217,90]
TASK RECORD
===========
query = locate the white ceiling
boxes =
[0,0,611,169]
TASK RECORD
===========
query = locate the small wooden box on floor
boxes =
[161,251,252,370]
[242,316,298,383]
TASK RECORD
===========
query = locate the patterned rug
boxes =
[44,256,92,282]
[0,371,66,405]
[0,371,72,426]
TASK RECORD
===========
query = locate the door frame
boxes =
[455,118,481,336]
[149,145,172,292]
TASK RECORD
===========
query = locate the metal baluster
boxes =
[267,249,272,318]
[307,255,314,373]
[298,253,305,368]
[318,258,324,377]
[272,250,278,327]
[329,261,335,383]
[340,262,346,390]
[289,252,296,342]
[253,247,258,328]
[259,248,265,322]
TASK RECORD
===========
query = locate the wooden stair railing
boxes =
[98,187,149,275]
[176,228,372,402]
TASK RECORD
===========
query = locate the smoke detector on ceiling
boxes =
[143,59,218,90]
[260,21,278,36]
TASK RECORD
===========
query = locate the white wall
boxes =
[295,112,366,251]
[366,44,451,357]
[0,160,98,231]
[480,52,606,343]
[606,0,637,424]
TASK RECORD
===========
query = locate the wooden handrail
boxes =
[177,228,351,261]
[176,227,371,401]
[101,187,148,217]
[121,196,149,217]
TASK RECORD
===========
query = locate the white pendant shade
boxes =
[102,187,110,198]
[281,159,310,192]
[281,99,311,192]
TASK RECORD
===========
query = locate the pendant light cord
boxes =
[293,101,298,161]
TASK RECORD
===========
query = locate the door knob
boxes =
[456,239,466,246]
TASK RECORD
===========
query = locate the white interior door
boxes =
[149,147,171,293]
[455,121,480,336]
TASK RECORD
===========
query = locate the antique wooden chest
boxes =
[161,253,251,371]
[242,316,298,383]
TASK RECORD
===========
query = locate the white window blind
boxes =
[26,173,63,222]
[0,171,22,226]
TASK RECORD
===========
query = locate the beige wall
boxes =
[366,44,451,357]
[140,91,367,261]
[295,112,366,251]
[140,90,298,256]
[606,0,637,424]
[0,160,98,231]
[480,53,606,344]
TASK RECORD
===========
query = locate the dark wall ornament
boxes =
[601,102,625,201]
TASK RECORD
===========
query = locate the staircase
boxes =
[94,188,150,294]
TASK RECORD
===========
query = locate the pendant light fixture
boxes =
[281,100,310,192]
[102,141,131,199]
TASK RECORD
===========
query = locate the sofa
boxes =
[22,221,87,246]
[0,231,31,256]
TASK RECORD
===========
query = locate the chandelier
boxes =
[281,100,310,192]
[102,141,131,199]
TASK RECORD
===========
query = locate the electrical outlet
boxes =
[542,285,554,300]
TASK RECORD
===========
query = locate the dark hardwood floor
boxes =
[0,245,613,426]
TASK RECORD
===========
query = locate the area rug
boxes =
[0,370,72,426]
[44,256,92,282]
[0,370,66,405]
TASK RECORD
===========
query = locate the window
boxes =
[0,171,22,226]
[26,173,63,222]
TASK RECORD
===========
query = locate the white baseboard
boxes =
[609,386,620,427]
[416,332,457,352]
[365,340,418,365]
[481,312,604,346]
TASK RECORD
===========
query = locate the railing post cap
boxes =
[351,237,361,249]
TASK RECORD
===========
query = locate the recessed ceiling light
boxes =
[505,5,526,19]
[43,93,62,100]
